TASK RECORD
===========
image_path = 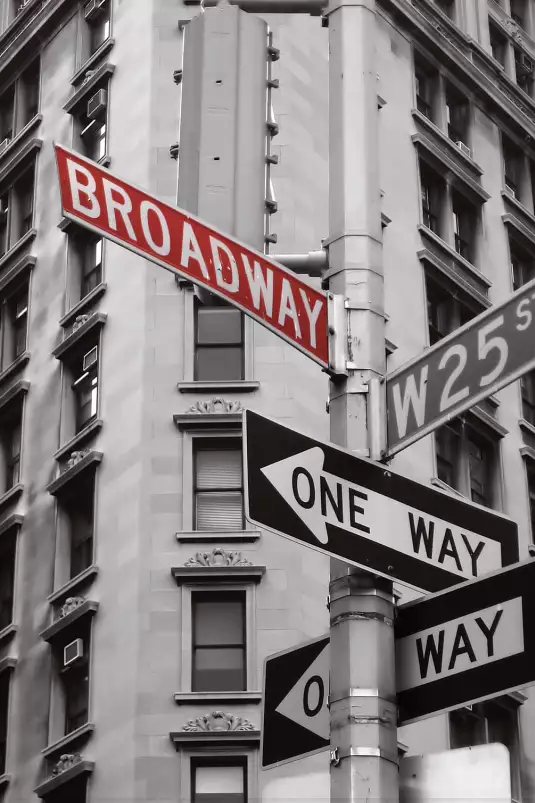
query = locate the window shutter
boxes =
[196,447,242,489]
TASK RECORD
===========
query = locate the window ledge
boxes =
[64,62,116,115]
[176,530,261,543]
[469,404,508,438]
[0,138,42,188]
[0,379,29,412]
[0,351,30,389]
[0,229,37,275]
[0,773,10,789]
[0,513,23,538]
[170,730,261,750]
[520,444,535,463]
[418,247,491,311]
[430,476,463,497]
[520,418,535,438]
[171,566,266,584]
[48,566,99,606]
[0,253,36,294]
[34,758,95,798]
[177,381,260,393]
[412,133,490,203]
[418,225,492,289]
[0,483,23,514]
[60,284,108,329]
[71,38,116,86]
[40,600,99,644]
[47,450,103,497]
[42,722,95,760]
[54,419,103,461]
[174,692,262,705]
[173,412,243,431]
[0,114,42,170]
[53,312,107,360]
[411,109,483,176]
[0,623,17,648]
[0,657,16,674]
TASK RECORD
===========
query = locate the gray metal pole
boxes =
[325,0,399,801]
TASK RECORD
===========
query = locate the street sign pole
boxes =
[325,0,398,801]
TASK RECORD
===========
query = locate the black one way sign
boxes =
[396,559,535,725]
[244,411,518,593]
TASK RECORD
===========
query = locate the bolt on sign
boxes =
[386,276,535,456]
[54,144,330,368]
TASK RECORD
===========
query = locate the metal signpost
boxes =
[262,635,330,769]
[244,409,518,592]
[396,558,535,726]
[386,277,535,456]
[54,144,335,371]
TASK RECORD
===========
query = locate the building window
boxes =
[194,438,244,531]
[72,345,99,434]
[84,0,111,57]
[0,86,14,145]
[490,22,508,68]
[0,399,23,492]
[0,531,15,631]
[0,164,35,256]
[192,591,246,692]
[526,462,535,541]
[420,161,443,236]
[194,297,244,381]
[0,671,10,775]
[425,274,477,346]
[452,190,476,263]
[514,48,534,94]
[521,372,535,427]
[0,281,29,370]
[71,231,103,303]
[414,54,438,122]
[0,60,39,148]
[435,418,499,507]
[191,758,247,803]
[503,135,524,200]
[449,699,521,802]
[446,83,469,149]
[510,0,527,29]
[511,242,535,291]
[76,88,108,163]
[433,0,455,20]
[58,627,91,735]
[61,472,95,580]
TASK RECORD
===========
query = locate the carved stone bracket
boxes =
[184,548,253,567]
[182,711,256,732]
[65,449,91,471]
[59,596,85,619]
[504,18,523,42]
[186,398,244,415]
[72,314,91,332]
[52,753,83,776]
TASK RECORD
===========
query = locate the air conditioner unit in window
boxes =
[84,0,106,21]
[87,89,107,121]
[82,346,98,372]
[0,138,11,154]
[455,140,471,158]
[64,638,84,667]
[517,52,534,76]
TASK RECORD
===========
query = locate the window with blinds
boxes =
[192,591,246,691]
[194,438,244,531]
[191,759,246,803]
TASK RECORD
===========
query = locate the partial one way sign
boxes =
[262,635,329,769]
[54,145,330,369]
[386,277,535,455]
[244,411,518,593]
[396,559,535,725]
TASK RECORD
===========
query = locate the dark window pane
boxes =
[81,238,103,298]
[0,534,15,631]
[20,61,40,126]
[0,672,9,775]
[64,661,89,734]
[449,707,486,749]
[196,347,243,381]
[468,435,491,507]
[194,300,244,381]
[192,761,246,803]
[73,369,98,433]
[193,648,245,691]
[436,424,460,488]
[195,599,245,646]
[197,308,243,344]
[192,592,245,692]
[0,87,14,142]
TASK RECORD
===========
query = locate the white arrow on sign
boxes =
[275,637,329,739]
[261,447,502,582]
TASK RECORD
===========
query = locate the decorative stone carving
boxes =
[182,711,256,732]
[65,449,91,470]
[72,314,90,331]
[169,143,179,160]
[173,69,183,85]
[82,70,96,85]
[59,596,85,619]
[52,753,83,776]
[504,19,523,42]
[187,398,244,415]
[184,548,253,567]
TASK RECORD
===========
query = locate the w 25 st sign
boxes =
[386,279,535,455]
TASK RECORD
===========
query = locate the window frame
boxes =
[191,756,247,803]
[78,0,113,69]
[0,160,36,258]
[194,296,245,383]
[191,589,247,693]
[0,381,27,499]
[177,745,258,803]
[0,528,17,635]
[0,57,40,150]
[193,436,244,532]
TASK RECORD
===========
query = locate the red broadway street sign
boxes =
[54,144,330,368]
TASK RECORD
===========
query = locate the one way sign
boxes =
[244,411,518,593]
[396,558,535,725]
[262,635,329,769]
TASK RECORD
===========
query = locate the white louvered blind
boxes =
[195,442,243,530]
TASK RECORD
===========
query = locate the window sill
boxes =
[0,513,23,539]
[0,351,30,389]
[469,404,508,438]
[502,191,535,249]
[412,133,489,203]
[520,444,535,463]
[48,565,99,606]
[430,476,463,497]
[71,38,116,86]
[54,419,103,461]
[0,229,37,275]
[0,114,42,169]
[0,483,23,514]
[173,412,243,431]
[176,530,261,543]
[42,722,95,760]
[34,758,95,798]
[64,62,116,115]
[40,600,99,645]
[47,450,103,497]
[177,380,260,393]
[0,773,10,789]
[0,623,17,648]
[171,565,266,584]
[174,691,262,705]
[60,284,108,329]
[0,253,35,293]
[52,312,107,360]
[0,657,16,675]
[418,225,492,290]
[0,137,42,188]
[519,418,535,438]
[411,109,483,176]
[0,379,29,413]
